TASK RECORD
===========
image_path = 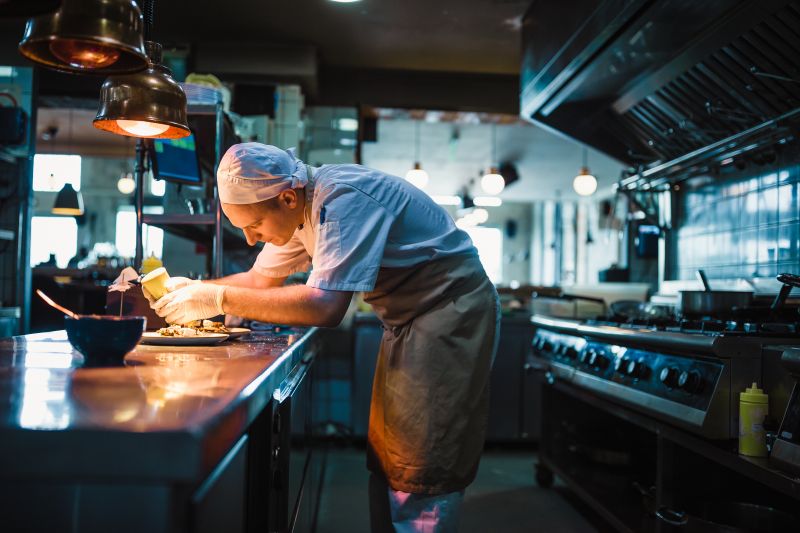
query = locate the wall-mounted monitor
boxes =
[150,133,202,186]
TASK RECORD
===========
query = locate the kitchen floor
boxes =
[315,445,611,532]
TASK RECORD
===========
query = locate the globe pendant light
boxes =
[93,39,190,138]
[481,124,505,195]
[405,121,429,189]
[573,147,598,196]
[18,0,148,74]
[117,171,135,194]
[52,182,84,215]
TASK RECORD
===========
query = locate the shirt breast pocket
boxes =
[316,219,342,266]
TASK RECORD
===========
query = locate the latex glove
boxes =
[152,283,226,325]
[142,276,200,305]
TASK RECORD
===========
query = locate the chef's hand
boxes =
[142,276,200,305]
[152,283,226,325]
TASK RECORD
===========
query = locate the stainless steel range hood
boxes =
[520,0,800,183]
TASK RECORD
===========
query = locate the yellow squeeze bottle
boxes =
[739,382,768,457]
[141,253,163,276]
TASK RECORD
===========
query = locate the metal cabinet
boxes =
[487,315,538,442]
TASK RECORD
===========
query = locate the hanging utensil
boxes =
[696,269,712,291]
[36,289,79,319]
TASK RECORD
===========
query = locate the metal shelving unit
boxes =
[134,83,227,277]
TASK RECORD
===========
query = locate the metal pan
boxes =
[677,270,753,316]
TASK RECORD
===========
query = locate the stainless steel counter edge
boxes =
[0,327,319,483]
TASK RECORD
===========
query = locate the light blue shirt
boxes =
[253,164,476,292]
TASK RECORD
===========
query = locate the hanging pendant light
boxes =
[481,124,504,195]
[573,147,598,196]
[117,171,135,194]
[50,108,85,215]
[52,182,84,215]
[405,121,429,189]
[18,0,148,74]
[93,39,189,138]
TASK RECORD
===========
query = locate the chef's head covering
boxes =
[217,143,308,205]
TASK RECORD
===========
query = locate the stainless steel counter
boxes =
[0,327,317,482]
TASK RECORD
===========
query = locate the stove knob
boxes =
[542,340,554,353]
[594,354,610,369]
[564,347,578,359]
[659,367,679,387]
[678,370,702,393]
[626,360,644,378]
[580,349,593,364]
[615,357,629,373]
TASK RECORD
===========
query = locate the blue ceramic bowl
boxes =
[65,315,146,367]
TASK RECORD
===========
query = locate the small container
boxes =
[739,382,769,457]
[141,266,170,300]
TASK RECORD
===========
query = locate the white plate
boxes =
[227,327,251,339]
[140,332,229,345]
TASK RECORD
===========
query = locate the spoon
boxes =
[36,289,80,319]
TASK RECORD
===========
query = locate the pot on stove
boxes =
[677,270,754,317]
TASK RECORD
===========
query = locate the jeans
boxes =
[369,473,464,533]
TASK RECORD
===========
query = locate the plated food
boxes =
[140,331,229,346]
[156,320,229,337]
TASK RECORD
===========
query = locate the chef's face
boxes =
[223,189,303,247]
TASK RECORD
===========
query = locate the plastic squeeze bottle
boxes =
[739,382,768,457]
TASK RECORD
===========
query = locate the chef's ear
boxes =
[277,188,300,209]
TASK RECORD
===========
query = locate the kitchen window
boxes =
[115,206,164,259]
[30,216,78,268]
[32,154,81,192]
[465,226,503,284]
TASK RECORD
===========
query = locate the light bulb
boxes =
[117,173,135,194]
[49,39,120,69]
[472,208,489,224]
[116,120,170,137]
[573,167,598,196]
[405,163,429,189]
[481,169,505,195]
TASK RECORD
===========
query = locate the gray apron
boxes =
[365,253,500,495]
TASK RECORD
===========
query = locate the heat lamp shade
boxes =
[52,182,84,215]
[573,167,598,196]
[18,0,148,74]
[93,62,190,139]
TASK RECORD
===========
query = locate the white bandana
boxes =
[216,143,308,204]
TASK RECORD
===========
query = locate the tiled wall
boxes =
[674,146,800,280]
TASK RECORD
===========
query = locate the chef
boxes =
[147,143,500,532]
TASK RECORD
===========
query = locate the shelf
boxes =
[142,214,215,226]
[142,214,250,251]
[551,380,800,500]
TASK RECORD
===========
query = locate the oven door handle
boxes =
[655,506,689,526]
[273,360,310,403]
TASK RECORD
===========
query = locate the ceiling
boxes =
[362,118,625,201]
[0,0,528,75]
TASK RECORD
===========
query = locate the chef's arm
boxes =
[221,285,353,327]
[206,267,286,289]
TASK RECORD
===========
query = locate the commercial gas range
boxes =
[531,314,800,439]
